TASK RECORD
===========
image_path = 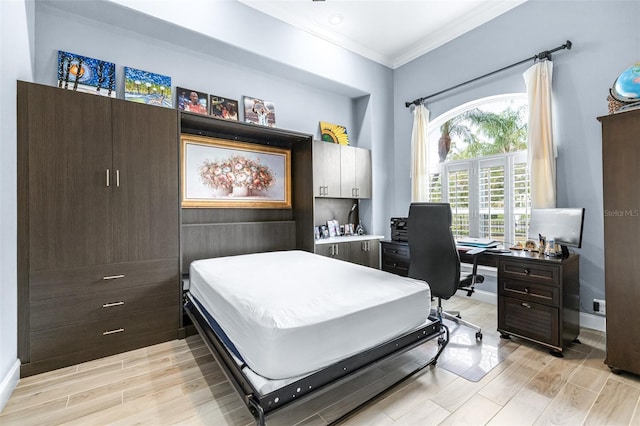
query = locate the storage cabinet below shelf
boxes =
[315,236,381,269]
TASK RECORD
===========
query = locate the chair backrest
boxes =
[407,202,461,300]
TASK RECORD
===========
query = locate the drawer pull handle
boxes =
[523,269,530,275]
[103,328,124,335]
[102,301,125,308]
[103,274,125,280]
[524,288,530,293]
[521,302,532,309]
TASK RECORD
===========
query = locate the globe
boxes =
[613,63,640,102]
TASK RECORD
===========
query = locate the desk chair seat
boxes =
[407,202,484,341]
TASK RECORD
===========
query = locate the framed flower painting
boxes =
[180,135,291,208]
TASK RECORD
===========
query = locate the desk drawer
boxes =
[382,243,409,259]
[30,280,179,331]
[499,259,560,285]
[382,262,409,277]
[499,278,559,306]
[499,296,559,348]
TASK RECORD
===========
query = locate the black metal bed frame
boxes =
[184,297,449,425]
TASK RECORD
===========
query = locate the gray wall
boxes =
[393,0,640,309]
[0,0,34,411]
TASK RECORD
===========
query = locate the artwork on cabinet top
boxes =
[320,121,349,145]
[181,134,291,209]
[176,87,209,115]
[123,67,172,108]
[57,50,116,97]
[243,96,276,127]
[210,95,239,121]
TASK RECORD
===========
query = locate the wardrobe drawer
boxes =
[499,278,559,307]
[30,280,179,331]
[30,258,179,301]
[498,296,560,348]
[499,259,560,285]
[30,305,179,360]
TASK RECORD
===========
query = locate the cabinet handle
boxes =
[106,169,110,187]
[102,301,125,308]
[523,269,530,275]
[524,287,530,294]
[116,169,120,187]
[103,274,125,280]
[335,244,339,256]
[103,328,124,335]
[521,302,532,309]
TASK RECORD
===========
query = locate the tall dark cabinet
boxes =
[599,109,640,375]
[18,81,181,376]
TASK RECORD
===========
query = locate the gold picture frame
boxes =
[181,134,291,208]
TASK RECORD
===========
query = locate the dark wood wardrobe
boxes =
[17,81,181,377]
[599,108,640,376]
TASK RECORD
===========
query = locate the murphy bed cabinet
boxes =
[17,81,181,377]
[313,140,372,199]
[315,239,380,268]
[599,109,640,375]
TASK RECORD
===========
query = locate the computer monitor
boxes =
[528,208,585,257]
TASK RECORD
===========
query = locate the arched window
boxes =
[426,94,530,246]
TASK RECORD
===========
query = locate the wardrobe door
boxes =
[24,83,113,271]
[111,101,179,262]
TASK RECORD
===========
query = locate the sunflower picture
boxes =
[319,121,349,145]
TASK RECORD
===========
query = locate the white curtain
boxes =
[411,104,430,202]
[524,60,556,208]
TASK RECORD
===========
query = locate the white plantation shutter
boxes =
[512,153,531,245]
[447,165,471,239]
[479,162,505,241]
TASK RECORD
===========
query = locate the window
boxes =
[425,94,530,246]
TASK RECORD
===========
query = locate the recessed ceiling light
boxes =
[328,14,343,25]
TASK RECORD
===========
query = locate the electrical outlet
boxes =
[593,298,606,316]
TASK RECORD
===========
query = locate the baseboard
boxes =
[458,290,606,333]
[0,359,20,413]
[580,312,606,332]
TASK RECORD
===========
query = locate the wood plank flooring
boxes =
[2,295,639,425]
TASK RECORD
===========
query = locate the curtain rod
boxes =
[405,40,572,108]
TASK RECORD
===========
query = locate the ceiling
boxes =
[238,0,527,69]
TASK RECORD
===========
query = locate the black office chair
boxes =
[407,202,484,340]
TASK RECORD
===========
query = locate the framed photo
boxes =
[124,67,172,108]
[243,96,276,127]
[57,50,116,97]
[176,87,208,115]
[320,121,350,145]
[210,95,239,121]
[181,134,291,208]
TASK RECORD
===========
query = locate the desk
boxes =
[380,240,580,355]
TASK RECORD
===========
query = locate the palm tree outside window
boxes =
[425,94,530,246]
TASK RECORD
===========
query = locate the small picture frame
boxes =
[124,66,172,108]
[210,95,239,121]
[177,87,208,115]
[243,96,276,127]
[320,225,329,239]
[327,219,340,237]
[314,226,321,240]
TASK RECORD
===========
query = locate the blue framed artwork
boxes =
[124,67,172,108]
[57,50,116,97]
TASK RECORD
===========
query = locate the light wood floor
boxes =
[2,296,639,425]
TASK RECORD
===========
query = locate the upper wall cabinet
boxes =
[340,145,372,199]
[313,140,341,197]
[313,140,372,199]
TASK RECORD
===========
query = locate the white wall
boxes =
[0,0,34,412]
[393,1,640,308]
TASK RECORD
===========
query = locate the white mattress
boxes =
[189,250,431,380]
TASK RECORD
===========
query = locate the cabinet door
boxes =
[312,141,341,197]
[355,147,372,199]
[348,240,379,268]
[315,243,350,261]
[111,101,179,262]
[340,145,357,197]
[24,83,113,270]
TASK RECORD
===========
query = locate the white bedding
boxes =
[189,250,431,380]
